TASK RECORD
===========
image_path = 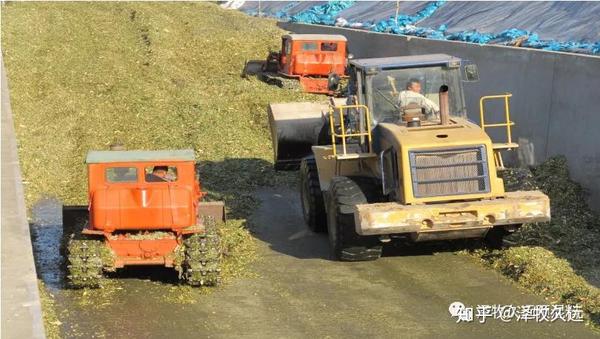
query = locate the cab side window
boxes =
[106,167,138,183]
[301,42,318,51]
[321,42,338,52]
[144,166,178,183]
[284,40,292,55]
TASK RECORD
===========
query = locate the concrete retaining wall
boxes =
[280,22,600,210]
[1,57,46,338]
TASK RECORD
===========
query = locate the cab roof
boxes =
[350,54,461,71]
[86,149,195,164]
[283,34,347,42]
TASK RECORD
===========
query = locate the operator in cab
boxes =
[146,166,174,182]
[397,78,440,120]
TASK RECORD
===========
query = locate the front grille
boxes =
[409,146,490,198]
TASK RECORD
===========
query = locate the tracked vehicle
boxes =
[243,34,348,95]
[268,54,551,260]
[63,149,224,287]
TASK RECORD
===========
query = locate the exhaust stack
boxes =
[109,143,125,151]
[439,85,450,125]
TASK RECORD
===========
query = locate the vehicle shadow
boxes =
[198,158,492,262]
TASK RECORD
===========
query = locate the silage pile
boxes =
[474,156,600,327]
[501,156,600,272]
[1,2,318,285]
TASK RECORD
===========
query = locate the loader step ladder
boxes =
[328,104,375,159]
[479,94,517,170]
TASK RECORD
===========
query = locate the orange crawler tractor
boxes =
[243,34,349,95]
[62,149,225,288]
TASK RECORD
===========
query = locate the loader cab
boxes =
[280,34,348,77]
[347,54,468,127]
[85,150,202,232]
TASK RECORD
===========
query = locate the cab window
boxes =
[301,42,318,51]
[321,42,338,52]
[106,167,138,183]
[144,166,178,183]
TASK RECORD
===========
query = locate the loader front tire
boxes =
[484,226,509,249]
[300,157,327,233]
[326,176,383,261]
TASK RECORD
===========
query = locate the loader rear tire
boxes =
[326,176,383,261]
[300,157,327,233]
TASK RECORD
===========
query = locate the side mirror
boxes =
[347,53,354,60]
[328,73,341,92]
[464,64,480,82]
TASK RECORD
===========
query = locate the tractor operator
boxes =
[397,78,440,119]
[146,166,173,182]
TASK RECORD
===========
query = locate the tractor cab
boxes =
[62,149,225,287]
[277,34,348,78]
[85,149,205,232]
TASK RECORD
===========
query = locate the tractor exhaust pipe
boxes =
[439,85,450,125]
[110,143,125,151]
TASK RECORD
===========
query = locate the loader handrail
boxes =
[328,104,373,156]
[479,93,515,146]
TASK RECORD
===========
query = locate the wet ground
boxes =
[31,188,597,338]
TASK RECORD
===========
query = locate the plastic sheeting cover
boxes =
[234,1,600,55]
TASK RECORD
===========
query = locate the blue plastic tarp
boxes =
[237,1,600,55]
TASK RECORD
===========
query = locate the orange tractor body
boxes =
[63,149,224,287]
[243,34,348,95]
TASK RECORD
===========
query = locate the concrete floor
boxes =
[33,188,597,338]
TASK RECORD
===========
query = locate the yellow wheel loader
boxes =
[268,54,550,261]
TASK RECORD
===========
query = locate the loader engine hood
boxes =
[375,118,506,204]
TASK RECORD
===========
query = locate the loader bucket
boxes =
[268,102,329,170]
[242,60,265,78]
[198,201,226,223]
